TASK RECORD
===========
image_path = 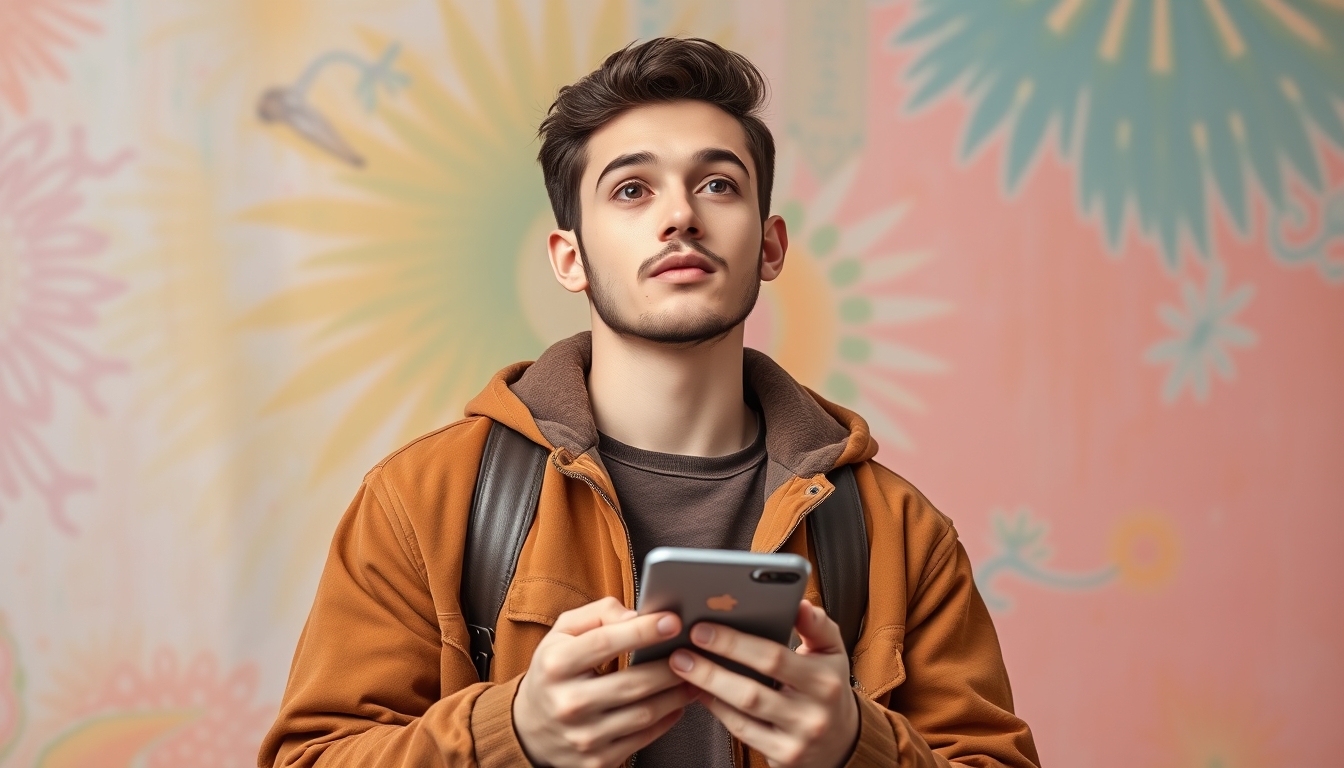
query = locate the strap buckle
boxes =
[467,623,495,682]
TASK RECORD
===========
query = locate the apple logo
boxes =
[706,594,738,612]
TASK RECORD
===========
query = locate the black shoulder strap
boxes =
[807,464,868,661]
[462,422,548,682]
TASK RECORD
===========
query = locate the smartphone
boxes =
[629,547,810,686]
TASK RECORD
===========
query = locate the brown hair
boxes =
[537,37,775,231]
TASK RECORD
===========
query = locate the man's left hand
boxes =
[668,600,859,768]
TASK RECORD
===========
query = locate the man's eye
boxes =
[617,183,644,200]
[706,179,732,194]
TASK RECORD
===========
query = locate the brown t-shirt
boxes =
[598,418,768,768]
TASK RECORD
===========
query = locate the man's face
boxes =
[555,100,784,345]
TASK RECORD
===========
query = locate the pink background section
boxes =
[861,5,1344,762]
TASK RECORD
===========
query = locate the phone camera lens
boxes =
[751,569,801,584]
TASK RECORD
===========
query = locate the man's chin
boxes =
[587,279,760,348]
[608,317,740,347]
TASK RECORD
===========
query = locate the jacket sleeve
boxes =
[256,476,532,768]
[843,527,1040,768]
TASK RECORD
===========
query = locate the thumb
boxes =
[794,600,845,656]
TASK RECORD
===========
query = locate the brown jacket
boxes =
[259,334,1040,767]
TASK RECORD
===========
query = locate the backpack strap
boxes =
[462,422,548,682]
[807,464,868,662]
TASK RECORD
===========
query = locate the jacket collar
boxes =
[464,332,878,491]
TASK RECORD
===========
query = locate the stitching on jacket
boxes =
[436,611,472,660]
[852,621,905,661]
[386,479,431,589]
[371,416,481,471]
[851,623,906,697]
[368,468,431,589]
[507,577,597,612]
[910,523,957,610]
[507,611,562,626]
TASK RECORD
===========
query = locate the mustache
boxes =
[637,240,728,278]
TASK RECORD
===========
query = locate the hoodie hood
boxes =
[464,333,879,495]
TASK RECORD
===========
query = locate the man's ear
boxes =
[760,214,788,282]
[548,229,589,294]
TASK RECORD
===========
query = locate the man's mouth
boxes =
[647,252,717,282]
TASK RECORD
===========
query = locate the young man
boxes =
[259,38,1039,768]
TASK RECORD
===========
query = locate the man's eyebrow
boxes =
[594,151,657,190]
[693,148,750,179]
[593,148,752,190]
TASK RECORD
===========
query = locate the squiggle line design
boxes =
[256,43,409,167]
[975,508,1117,612]
[1270,187,1344,282]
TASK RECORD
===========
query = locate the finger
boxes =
[686,622,806,689]
[591,681,699,745]
[668,649,793,727]
[575,659,688,711]
[794,601,845,656]
[555,612,682,676]
[550,596,637,636]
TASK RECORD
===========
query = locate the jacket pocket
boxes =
[851,623,906,701]
[502,577,597,627]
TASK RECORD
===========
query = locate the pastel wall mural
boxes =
[0,1,1340,765]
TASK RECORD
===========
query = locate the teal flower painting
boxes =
[1145,263,1256,403]
[895,0,1344,274]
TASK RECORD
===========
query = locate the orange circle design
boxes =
[1108,510,1181,591]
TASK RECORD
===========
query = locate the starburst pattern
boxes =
[747,149,951,452]
[0,0,102,114]
[1144,262,1256,403]
[895,1,1344,272]
[0,121,130,533]
[241,1,632,475]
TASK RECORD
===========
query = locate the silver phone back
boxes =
[630,547,810,682]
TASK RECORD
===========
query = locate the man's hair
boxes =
[537,37,775,232]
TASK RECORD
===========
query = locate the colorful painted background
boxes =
[1,1,1341,765]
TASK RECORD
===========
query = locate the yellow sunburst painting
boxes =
[241,1,740,476]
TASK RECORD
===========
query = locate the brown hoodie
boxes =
[259,333,1040,767]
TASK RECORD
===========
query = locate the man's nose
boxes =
[660,189,703,240]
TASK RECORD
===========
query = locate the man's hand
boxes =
[513,596,699,768]
[668,600,859,768]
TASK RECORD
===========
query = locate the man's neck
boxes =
[587,323,757,457]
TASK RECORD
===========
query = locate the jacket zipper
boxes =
[551,456,647,768]
[549,455,641,609]
[730,479,835,768]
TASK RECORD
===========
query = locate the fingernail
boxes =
[657,615,678,636]
[691,624,714,645]
[671,650,694,672]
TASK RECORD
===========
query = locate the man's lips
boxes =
[647,252,717,280]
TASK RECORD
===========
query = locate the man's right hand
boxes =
[512,596,697,768]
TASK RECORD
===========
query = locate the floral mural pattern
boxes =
[0,122,129,533]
